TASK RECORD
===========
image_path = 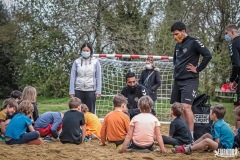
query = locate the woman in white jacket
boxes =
[69,43,101,114]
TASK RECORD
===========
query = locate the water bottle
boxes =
[234,94,238,103]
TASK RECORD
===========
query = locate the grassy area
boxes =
[36,97,70,114]
[210,100,235,125]
[0,97,235,125]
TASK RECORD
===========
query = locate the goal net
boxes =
[94,54,174,122]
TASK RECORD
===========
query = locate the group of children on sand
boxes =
[0,86,240,155]
[0,86,103,145]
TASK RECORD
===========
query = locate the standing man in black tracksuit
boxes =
[170,22,212,140]
[225,24,240,130]
[139,58,161,109]
[121,72,156,119]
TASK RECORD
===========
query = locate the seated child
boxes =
[59,97,86,144]
[172,104,234,154]
[10,90,22,103]
[20,86,39,122]
[4,100,43,145]
[119,96,166,154]
[6,90,21,120]
[0,98,18,139]
[233,106,240,148]
[100,94,130,147]
[34,111,65,139]
[162,102,192,146]
[81,104,102,140]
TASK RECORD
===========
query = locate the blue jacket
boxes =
[34,112,62,138]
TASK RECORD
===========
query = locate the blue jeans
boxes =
[5,131,40,145]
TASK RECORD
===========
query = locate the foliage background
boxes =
[0,0,240,98]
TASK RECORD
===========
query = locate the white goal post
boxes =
[94,54,174,122]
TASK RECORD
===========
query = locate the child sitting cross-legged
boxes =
[172,104,234,154]
[4,100,43,145]
[34,111,65,141]
[100,94,130,147]
[0,98,18,140]
[81,104,101,140]
[119,95,166,154]
[162,102,192,146]
[59,97,86,145]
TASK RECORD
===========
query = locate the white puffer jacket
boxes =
[69,57,101,94]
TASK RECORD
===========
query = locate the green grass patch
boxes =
[37,96,69,104]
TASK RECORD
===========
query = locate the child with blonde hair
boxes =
[81,104,101,140]
[4,101,43,145]
[119,95,166,153]
[0,98,18,140]
[21,86,39,122]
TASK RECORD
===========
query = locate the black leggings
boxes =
[75,90,96,114]
[108,140,124,147]
[162,135,181,146]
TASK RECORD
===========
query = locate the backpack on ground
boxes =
[192,94,213,140]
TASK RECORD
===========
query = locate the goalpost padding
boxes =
[94,54,174,122]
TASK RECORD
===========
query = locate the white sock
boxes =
[191,131,194,139]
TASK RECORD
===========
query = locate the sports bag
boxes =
[192,94,213,140]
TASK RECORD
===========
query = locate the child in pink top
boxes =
[119,95,166,154]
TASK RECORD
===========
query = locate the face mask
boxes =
[146,64,153,70]
[81,51,91,58]
[175,34,183,43]
[128,84,137,93]
[225,34,232,41]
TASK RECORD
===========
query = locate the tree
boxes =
[0,1,18,98]
[4,0,240,98]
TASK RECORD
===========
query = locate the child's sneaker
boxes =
[43,136,56,142]
[171,145,191,155]
[174,143,192,148]
[0,135,5,141]
[90,134,100,140]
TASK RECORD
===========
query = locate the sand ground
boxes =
[0,124,239,160]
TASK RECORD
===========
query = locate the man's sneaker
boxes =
[171,145,191,155]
